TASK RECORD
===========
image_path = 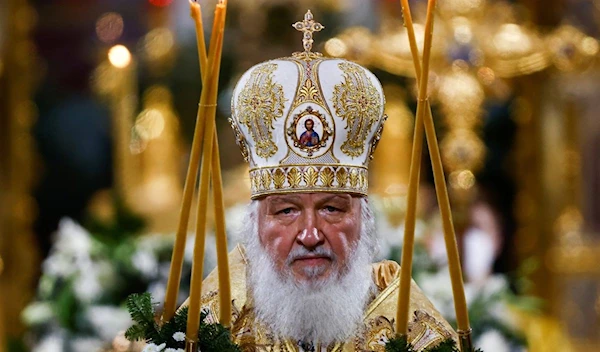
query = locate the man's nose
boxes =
[296,227,324,249]
[296,212,324,249]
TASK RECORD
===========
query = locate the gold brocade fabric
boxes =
[182,245,457,352]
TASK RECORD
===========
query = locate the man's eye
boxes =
[277,208,293,215]
[324,206,339,213]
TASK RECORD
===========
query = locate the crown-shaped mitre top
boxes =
[229,11,386,199]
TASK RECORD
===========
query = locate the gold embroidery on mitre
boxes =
[336,167,348,188]
[248,165,368,198]
[333,61,382,158]
[273,168,286,189]
[228,117,250,162]
[298,77,321,103]
[369,114,388,161]
[320,167,335,187]
[236,63,286,159]
[287,167,302,188]
[290,58,326,107]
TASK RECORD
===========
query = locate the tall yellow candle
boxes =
[162,0,212,322]
[211,136,232,327]
[396,0,471,338]
[186,0,227,341]
[190,0,232,327]
[190,1,209,75]
[395,0,426,335]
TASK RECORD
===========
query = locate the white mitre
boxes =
[229,11,386,199]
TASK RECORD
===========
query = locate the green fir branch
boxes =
[385,335,414,352]
[124,293,241,351]
[124,324,147,342]
[422,339,459,352]
[385,335,483,352]
[126,293,155,325]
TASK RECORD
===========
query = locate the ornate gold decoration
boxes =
[260,169,272,190]
[235,63,286,158]
[320,167,335,187]
[336,167,348,187]
[369,114,388,160]
[228,117,250,162]
[407,311,453,351]
[364,316,395,351]
[249,165,368,198]
[292,10,324,60]
[287,167,301,189]
[297,77,321,103]
[229,13,387,199]
[304,166,318,187]
[272,168,286,189]
[286,106,332,157]
[333,62,382,157]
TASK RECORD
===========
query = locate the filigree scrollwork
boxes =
[333,62,383,158]
[235,63,286,159]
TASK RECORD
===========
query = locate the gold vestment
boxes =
[189,245,457,352]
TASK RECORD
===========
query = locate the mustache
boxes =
[285,245,336,265]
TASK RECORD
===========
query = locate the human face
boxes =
[305,119,314,131]
[257,193,362,283]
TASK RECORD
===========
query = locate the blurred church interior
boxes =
[1,0,599,351]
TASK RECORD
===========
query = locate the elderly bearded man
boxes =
[184,13,456,352]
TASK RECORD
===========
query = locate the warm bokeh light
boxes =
[450,169,476,190]
[143,27,174,61]
[493,24,532,58]
[452,17,473,44]
[477,66,496,85]
[134,108,166,141]
[95,12,124,43]
[108,45,131,68]
[324,38,348,58]
[581,37,599,56]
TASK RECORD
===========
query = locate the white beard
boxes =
[243,198,379,346]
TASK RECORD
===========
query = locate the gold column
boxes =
[513,73,549,299]
[0,0,40,345]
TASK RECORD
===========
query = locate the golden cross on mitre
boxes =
[293,10,324,59]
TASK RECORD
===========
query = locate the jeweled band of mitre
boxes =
[229,10,387,199]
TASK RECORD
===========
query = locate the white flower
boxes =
[147,281,167,303]
[142,343,167,352]
[132,249,159,279]
[54,218,93,255]
[85,305,133,341]
[480,275,509,299]
[172,331,186,342]
[32,333,64,352]
[73,266,103,302]
[42,254,77,278]
[21,301,54,326]
[476,329,510,352]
